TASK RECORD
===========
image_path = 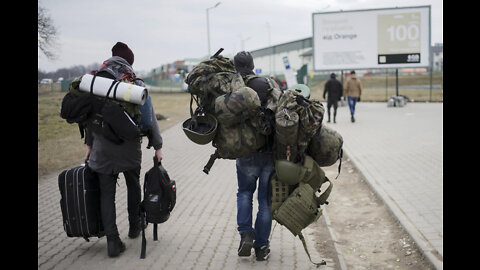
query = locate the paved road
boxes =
[38,122,337,270]
[323,102,443,269]
[38,101,443,270]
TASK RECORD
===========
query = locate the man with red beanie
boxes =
[85,41,164,258]
[111,41,134,65]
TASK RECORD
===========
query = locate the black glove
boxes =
[358,97,361,102]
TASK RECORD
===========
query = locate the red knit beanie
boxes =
[111,41,134,65]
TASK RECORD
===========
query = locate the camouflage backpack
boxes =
[202,84,266,174]
[185,48,238,116]
[274,89,325,164]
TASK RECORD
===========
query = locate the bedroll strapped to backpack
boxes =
[140,156,176,259]
[60,73,142,144]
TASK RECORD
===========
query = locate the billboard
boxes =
[312,6,431,70]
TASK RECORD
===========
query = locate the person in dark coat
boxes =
[323,73,343,123]
[85,41,164,258]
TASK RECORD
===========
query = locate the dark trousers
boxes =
[97,167,141,236]
[327,100,338,119]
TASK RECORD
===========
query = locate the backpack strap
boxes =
[315,177,333,206]
[140,208,147,259]
[336,148,343,179]
[298,233,327,266]
[153,224,158,241]
[203,150,219,174]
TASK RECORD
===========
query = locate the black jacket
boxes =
[323,78,343,102]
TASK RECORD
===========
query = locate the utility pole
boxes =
[206,2,221,56]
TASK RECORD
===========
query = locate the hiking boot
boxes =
[255,245,270,261]
[107,235,126,257]
[128,219,146,239]
[238,231,254,256]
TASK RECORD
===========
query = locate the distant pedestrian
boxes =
[323,73,343,123]
[344,70,362,122]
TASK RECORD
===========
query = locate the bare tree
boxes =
[38,5,58,60]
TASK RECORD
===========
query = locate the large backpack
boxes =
[60,58,154,144]
[274,89,324,164]
[183,48,268,173]
[185,48,238,117]
[139,156,176,259]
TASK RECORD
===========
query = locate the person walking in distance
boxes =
[84,42,164,257]
[233,51,275,261]
[344,70,362,122]
[323,73,343,123]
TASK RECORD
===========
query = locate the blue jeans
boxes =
[236,152,274,248]
[347,96,359,115]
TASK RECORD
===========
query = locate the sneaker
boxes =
[238,231,254,256]
[255,245,270,261]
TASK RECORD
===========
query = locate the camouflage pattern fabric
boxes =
[215,86,261,127]
[274,89,324,163]
[307,125,343,167]
[212,119,265,159]
[185,55,238,115]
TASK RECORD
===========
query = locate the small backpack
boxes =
[139,156,176,259]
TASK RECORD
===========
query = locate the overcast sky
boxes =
[38,0,443,73]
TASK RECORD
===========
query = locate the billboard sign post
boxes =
[312,6,431,71]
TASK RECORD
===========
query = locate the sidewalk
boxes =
[324,102,443,269]
[38,122,336,270]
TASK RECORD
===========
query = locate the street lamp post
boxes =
[206,2,221,56]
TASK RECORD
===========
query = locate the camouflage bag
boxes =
[213,84,265,158]
[212,119,266,159]
[307,125,343,178]
[274,89,324,163]
[185,48,238,116]
[215,86,261,127]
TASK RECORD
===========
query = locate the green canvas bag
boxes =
[274,89,324,163]
[272,181,332,267]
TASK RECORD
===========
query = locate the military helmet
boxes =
[275,159,307,185]
[290,84,311,99]
[182,114,218,145]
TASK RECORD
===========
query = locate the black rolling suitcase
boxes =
[58,162,105,241]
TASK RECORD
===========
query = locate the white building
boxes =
[250,37,443,76]
[250,37,312,76]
